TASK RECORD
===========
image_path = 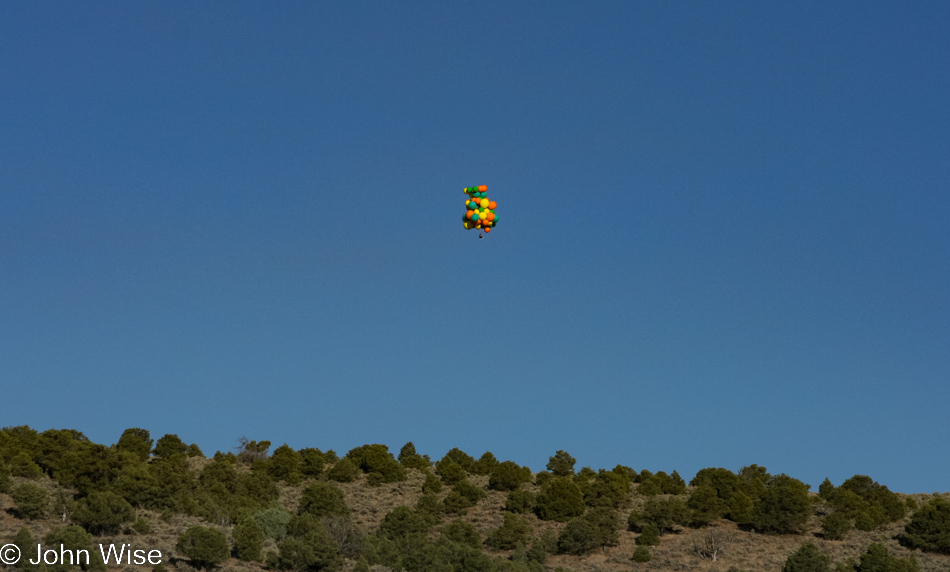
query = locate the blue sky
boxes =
[2,2,948,494]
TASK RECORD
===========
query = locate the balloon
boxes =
[461,184,498,236]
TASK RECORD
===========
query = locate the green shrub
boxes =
[442,448,476,471]
[132,517,152,535]
[489,460,532,491]
[268,444,303,484]
[856,543,919,572]
[298,448,328,478]
[422,471,443,494]
[728,491,755,524]
[298,482,349,518]
[558,518,599,555]
[753,474,812,535]
[44,524,106,572]
[346,444,406,483]
[176,526,230,570]
[378,506,431,540]
[629,496,689,534]
[636,523,660,546]
[535,477,586,522]
[233,515,265,561]
[822,512,851,540]
[901,497,950,554]
[10,451,43,479]
[443,479,486,514]
[782,542,830,572]
[558,507,619,554]
[254,506,292,541]
[12,483,48,520]
[546,450,576,477]
[435,457,467,484]
[472,451,500,475]
[441,519,481,549]
[584,469,631,508]
[397,442,431,471]
[632,545,651,562]
[115,428,153,461]
[276,514,343,571]
[326,458,358,482]
[506,488,537,514]
[688,485,726,526]
[0,459,11,493]
[486,513,531,550]
[72,491,136,535]
[153,434,189,459]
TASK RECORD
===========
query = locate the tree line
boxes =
[1,426,948,572]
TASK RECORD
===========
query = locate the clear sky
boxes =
[2,2,948,494]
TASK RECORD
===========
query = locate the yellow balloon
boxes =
[480,198,489,208]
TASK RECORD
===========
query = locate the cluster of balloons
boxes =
[462,185,498,234]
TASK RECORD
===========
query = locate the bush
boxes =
[176,526,230,570]
[12,483,48,520]
[299,448,328,478]
[441,448,476,472]
[632,545,651,563]
[901,497,950,554]
[782,542,831,572]
[822,512,851,540]
[298,482,349,518]
[254,506,292,541]
[584,469,631,508]
[132,517,152,535]
[630,496,690,534]
[443,479,486,514]
[546,450,576,477]
[753,474,812,535]
[326,458,358,482]
[233,516,265,561]
[489,461,532,491]
[688,485,726,526]
[558,518,599,555]
[72,491,136,535]
[472,451,499,475]
[346,444,406,483]
[10,452,43,479]
[397,442,431,471]
[153,434,189,459]
[422,471,443,494]
[44,524,106,571]
[558,507,619,555]
[485,513,531,550]
[535,477,586,522]
[115,428,153,461]
[441,519,481,549]
[268,444,303,484]
[276,514,343,571]
[0,459,11,493]
[435,457,467,485]
[637,523,660,546]
[506,488,536,514]
[855,543,919,572]
[378,506,431,540]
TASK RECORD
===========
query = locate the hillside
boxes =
[1,427,948,572]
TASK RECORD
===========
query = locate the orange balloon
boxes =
[488,201,497,209]
[484,227,491,233]
[478,185,487,192]
[466,210,474,219]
